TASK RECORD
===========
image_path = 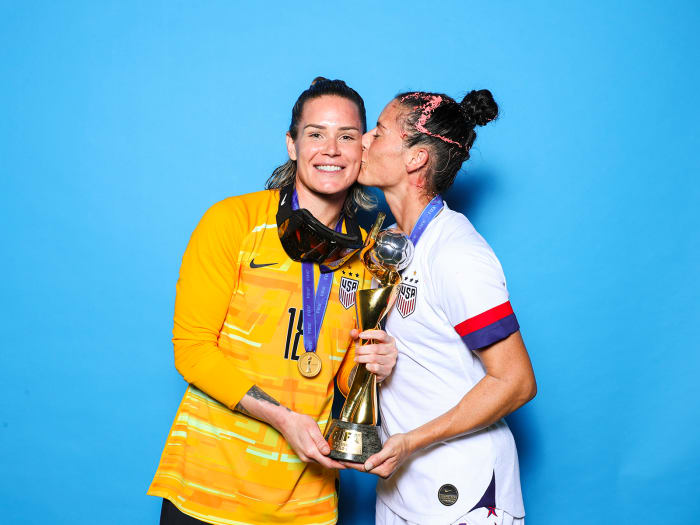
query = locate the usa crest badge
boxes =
[339,276,359,309]
[395,283,417,318]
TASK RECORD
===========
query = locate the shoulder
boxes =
[210,189,278,215]
[420,209,512,327]
[425,209,500,271]
[201,189,279,235]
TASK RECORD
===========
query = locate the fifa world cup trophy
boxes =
[325,213,413,462]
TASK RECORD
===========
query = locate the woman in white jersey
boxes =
[354,90,537,525]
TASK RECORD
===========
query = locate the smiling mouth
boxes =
[315,165,344,172]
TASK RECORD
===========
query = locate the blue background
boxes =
[2,1,699,523]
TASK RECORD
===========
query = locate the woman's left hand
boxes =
[350,328,398,383]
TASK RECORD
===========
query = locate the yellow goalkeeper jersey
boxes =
[148,189,369,525]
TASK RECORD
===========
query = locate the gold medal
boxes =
[298,352,322,378]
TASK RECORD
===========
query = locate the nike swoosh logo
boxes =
[250,258,277,269]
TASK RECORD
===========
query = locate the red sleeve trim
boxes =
[454,301,514,336]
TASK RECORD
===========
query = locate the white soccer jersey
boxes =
[377,202,524,524]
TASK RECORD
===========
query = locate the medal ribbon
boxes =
[293,191,343,354]
[408,195,444,246]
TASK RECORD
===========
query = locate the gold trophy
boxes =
[325,213,414,463]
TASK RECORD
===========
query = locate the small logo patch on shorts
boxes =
[437,484,458,506]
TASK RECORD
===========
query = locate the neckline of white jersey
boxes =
[388,200,449,239]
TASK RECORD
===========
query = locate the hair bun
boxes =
[310,76,330,87]
[460,89,498,127]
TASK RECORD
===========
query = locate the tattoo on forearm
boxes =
[234,385,289,419]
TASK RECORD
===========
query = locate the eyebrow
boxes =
[302,124,361,132]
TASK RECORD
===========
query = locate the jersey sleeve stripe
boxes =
[454,301,515,336]
[461,313,519,350]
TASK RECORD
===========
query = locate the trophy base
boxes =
[325,420,382,463]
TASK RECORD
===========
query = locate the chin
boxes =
[358,166,379,186]
[312,181,353,197]
[358,174,376,187]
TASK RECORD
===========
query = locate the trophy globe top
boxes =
[363,229,414,286]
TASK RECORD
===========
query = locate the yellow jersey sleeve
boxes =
[172,199,255,409]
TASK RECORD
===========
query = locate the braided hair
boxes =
[394,89,498,196]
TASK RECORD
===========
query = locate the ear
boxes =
[405,147,429,174]
[286,132,297,161]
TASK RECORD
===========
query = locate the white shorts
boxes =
[375,498,524,525]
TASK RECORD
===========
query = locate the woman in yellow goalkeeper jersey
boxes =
[148,78,397,525]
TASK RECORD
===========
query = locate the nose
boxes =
[362,129,374,151]
[324,138,340,156]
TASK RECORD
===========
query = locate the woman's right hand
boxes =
[235,385,345,470]
[277,411,346,470]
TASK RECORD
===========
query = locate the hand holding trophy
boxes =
[325,213,413,463]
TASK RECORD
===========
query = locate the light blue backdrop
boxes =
[2,1,698,524]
